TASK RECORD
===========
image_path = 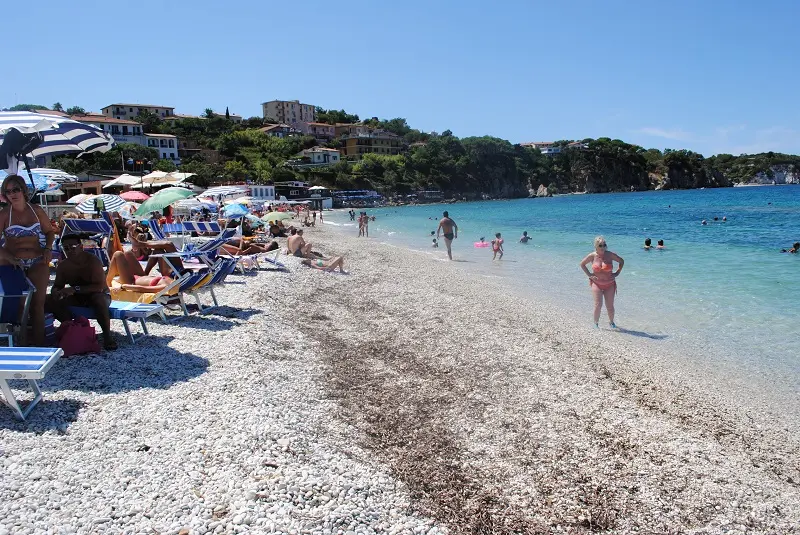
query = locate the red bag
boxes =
[55,317,101,357]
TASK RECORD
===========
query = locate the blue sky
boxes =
[4,0,798,156]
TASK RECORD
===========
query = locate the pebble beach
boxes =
[1,222,799,534]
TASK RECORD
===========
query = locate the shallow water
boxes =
[328,186,800,395]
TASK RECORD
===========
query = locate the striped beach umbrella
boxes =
[75,194,126,214]
[200,185,248,198]
[0,111,114,168]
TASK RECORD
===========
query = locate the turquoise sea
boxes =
[327,186,800,395]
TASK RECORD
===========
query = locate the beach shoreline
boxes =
[0,221,798,534]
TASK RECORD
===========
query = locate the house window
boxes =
[170,153,175,159]
[129,107,133,112]
[160,140,167,147]
[122,126,129,135]
[168,140,174,148]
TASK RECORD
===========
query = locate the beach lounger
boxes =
[148,220,168,241]
[0,266,35,347]
[182,221,221,235]
[59,217,114,267]
[0,347,64,420]
[185,257,237,313]
[68,301,166,344]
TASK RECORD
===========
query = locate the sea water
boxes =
[327,186,800,397]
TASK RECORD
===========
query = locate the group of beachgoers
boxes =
[430,210,624,329]
[0,174,349,350]
[349,210,376,237]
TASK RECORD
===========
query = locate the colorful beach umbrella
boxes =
[261,211,293,223]
[75,194,126,214]
[222,203,249,218]
[120,190,150,202]
[66,193,94,204]
[134,187,194,215]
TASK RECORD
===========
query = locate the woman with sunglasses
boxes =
[0,174,56,345]
[580,236,624,329]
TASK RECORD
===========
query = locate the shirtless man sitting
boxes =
[287,229,313,258]
[436,210,458,260]
[45,234,116,350]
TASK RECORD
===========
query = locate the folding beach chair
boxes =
[182,221,221,236]
[0,265,35,347]
[186,257,237,312]
[151,228,237,272]
[0,346,64,420]
[59,217,114,267]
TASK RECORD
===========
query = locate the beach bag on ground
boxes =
[55,316,101,357]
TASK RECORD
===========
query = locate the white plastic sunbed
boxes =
[0,347,64,420]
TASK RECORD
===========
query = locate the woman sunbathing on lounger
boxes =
[125,221,184,273]
[301,256,346,273]
[106,250,176,295]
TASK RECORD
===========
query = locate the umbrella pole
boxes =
[20,156,39,203]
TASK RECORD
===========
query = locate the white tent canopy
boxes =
[102,173,143,188]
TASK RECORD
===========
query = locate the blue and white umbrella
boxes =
[200,185,248,198]
[0,169,59,192]
[75,194,126,214]
[0,111,114,169]
[222,203,249,219]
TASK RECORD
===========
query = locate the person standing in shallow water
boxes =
[492,233,504,260]
[580,236,624,329]
[436,211,458,260]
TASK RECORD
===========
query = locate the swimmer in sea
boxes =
[780,242,800,254]
[657,239,665,249]
[702,219,707,225]
[643,238,652,250]
[519,231,531,243]
[580,236,624,329]
[491,233,504,260]
[436,211,458,260]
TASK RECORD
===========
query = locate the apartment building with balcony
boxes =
[145,133,180,163]
[102,103,175,120]
[261,100,316,130]
[72,114,146,146]
[306,122,336,141]
[339,130,403,160]
[260,123,300,138]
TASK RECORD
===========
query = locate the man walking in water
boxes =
[436,210,458,260]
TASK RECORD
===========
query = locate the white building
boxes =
[102,103,175,120]
[72,114,146,146]
[250,185,276,201]
[145,133,180,163]
[261,100,316,130]
[299,147,340,165]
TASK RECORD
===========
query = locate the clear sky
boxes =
[4,0,798,156]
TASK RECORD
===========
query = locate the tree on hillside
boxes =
[154,159,177,172]
[52,102,64,112]
[66,106,85,115]
[10,104,48,111]
[315,107,359,124]
[204,108,215,119]
[135,109,163,134]
[225,107,230,121]
[51,156,88,175]
[243,116,264,128]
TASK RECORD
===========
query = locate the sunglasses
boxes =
[4,187,22,195]
[598,243,607,247]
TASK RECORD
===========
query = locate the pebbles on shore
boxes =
[1,221,798,534]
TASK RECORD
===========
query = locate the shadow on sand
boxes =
[0,336,208,431]
[615,327,668,340]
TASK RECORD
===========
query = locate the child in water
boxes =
[657,239,665,249]
[432,238,438,248]
[491,233,504,260]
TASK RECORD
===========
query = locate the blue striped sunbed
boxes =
[0,265,35,347]
[0,347,64,420]
[182,221,221,235]
[69,301,165,344]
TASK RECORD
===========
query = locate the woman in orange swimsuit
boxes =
[580,236,624,329]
